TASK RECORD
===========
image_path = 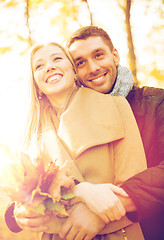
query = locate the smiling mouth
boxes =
[89,73,107,84]
[46,74,63,83]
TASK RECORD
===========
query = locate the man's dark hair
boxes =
[67,25,114,51]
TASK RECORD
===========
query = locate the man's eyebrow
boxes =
[74,48,105,62]
[74,56,83,62]
[92,48,104,53]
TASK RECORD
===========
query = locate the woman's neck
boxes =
[47,86,78,114]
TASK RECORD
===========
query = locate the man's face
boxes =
[69,36,120,93]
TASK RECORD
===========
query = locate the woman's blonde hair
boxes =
[21,42,77,155]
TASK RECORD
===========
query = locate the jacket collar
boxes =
[57,88,125,158]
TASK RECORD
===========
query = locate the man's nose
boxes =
[88,59,100,74]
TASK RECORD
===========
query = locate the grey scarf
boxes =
[110,65,134,97]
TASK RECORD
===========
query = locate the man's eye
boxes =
[76,60,85,68]
[96,53,104,58]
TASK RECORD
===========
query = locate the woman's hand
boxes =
[42,212,65,234]
[59,202,105,240]
[73,182,128,223]
[14,203,63,233]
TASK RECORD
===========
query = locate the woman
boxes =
[6,42,146,240]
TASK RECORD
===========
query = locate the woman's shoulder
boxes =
[77,87,130,111]
[77,87,123,100]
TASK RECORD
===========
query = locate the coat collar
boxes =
[57,88,125,158]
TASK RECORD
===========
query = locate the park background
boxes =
[0,0,163,239]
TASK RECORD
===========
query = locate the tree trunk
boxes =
[25,0,33,46]
[82,0,93,25]
[124,0,138,85]
[118,0,138,85]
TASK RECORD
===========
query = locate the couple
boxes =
[5,26,164,240]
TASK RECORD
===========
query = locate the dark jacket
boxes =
[122,86,164,240]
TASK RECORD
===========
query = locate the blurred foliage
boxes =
[0,0,163,87]
[0,0,163,238]
[0,46,12,54]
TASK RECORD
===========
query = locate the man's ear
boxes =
[112,48,120,66]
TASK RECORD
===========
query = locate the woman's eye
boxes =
[53,57,62,61]
[35,64,43,70]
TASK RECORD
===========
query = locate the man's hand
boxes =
[59,202,105,240]
[73,182,128,223]
[117,193,137,212]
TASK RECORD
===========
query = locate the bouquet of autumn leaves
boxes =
[0,152,75,217]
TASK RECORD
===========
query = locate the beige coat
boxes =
[41,88,147,240]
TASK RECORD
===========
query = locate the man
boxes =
[66,26,164,240]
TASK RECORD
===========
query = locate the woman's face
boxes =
[32,45,76,97]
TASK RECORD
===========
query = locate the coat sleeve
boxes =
[5,202,22,233]
[112,96,147,186]
[121,160,164,221]
[121,96,164,221]
[156,95,164,164]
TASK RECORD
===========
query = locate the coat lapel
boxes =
[58,88,125,158]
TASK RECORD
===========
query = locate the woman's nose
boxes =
[46,62,55,72]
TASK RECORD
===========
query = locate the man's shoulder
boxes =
[131,85,164,96]
[127,86,164,103]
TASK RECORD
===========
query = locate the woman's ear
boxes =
[112,48,120,66]
[38,89,43,99]
[75,75,82,87]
